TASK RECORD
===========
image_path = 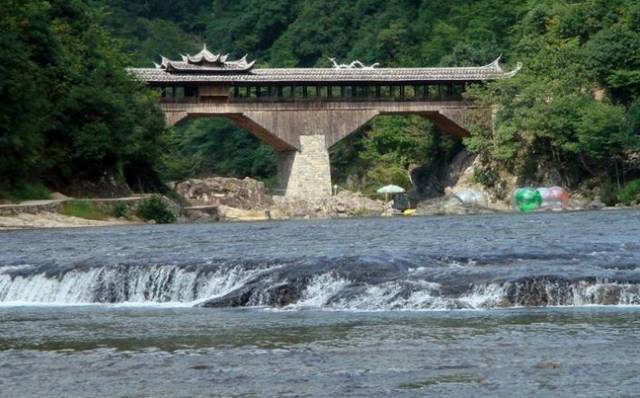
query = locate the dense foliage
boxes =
[465,0,640,198]
[159,118,277,183]
[0,0,165,198]
[330,116,461,194]
[2,0,639,201]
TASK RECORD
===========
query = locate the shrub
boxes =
[598,179,619,206]
[112,203,127,218]
[617,179,640,205]
[136,196,176,224]
[61,200,109,220]
[471,167,499,188]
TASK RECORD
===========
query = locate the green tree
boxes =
[0,0,166,196]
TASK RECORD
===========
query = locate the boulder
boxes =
[182,206,220,222]
[332,191,383,217]
[415,195,498,216]
[588,196,606,210]
[174,177,271,209]
[217,205,270,222]
[451,189,487,207]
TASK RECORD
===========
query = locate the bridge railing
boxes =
[230,84,466,102]
[157,83,469,104]
[158,93,466,104]
[228,94,465,103]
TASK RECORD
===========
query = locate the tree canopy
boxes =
[2,0,639,200]
[1,0,165,197]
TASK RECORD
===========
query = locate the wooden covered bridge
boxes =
[129,46,520,199]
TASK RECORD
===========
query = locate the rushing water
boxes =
[1,210,640,396]
[1,210,640,308]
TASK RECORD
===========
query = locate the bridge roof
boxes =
[129,57,522,85]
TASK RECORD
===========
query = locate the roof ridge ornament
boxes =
[154,45,256,74]
[484,55,522,78]
[329,57,380,70]
[488,55,503,71]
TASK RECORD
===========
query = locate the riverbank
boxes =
[0,198,146,230]
[0,211,135,230]
[1,174,638,230]
[2,203,636,231]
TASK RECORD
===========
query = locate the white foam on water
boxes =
[0,265,275,306]
[286,273,350,309]
[2,264,640,310]
[283,277,640,311]
[457,283,510,309]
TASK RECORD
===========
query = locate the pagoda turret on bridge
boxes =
[129,45,521,199]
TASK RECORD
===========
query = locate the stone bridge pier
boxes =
[277,135,332,198]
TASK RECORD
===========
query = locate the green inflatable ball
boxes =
[513,188,542,213]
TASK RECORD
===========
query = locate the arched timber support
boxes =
[157,101,492,200]
[164,111,189,127]
[241,109,379,150]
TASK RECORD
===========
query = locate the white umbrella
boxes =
[376,185,405,203]
[376,185,405,194]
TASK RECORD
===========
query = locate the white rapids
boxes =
[2,265,640,309]
[0,264,271,306]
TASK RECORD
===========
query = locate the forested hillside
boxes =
[2,0,639,202]
[1,0,165,199]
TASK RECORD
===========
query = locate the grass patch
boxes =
[0,182,51,202]
[61,200,110,220]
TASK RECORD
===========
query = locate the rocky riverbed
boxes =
[176,176,385,222]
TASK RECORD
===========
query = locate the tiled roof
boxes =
[130,57,521,84]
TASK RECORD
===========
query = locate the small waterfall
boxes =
[3,262,640,309]
[0,264,271,305]
[249,273,640,310]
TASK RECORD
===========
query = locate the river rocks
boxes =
[415,196,498,216]
[567,192,590,210]
[451,189,487,207]
[175,177,274,222]
[174,176,384,221]
[588,196,606,210]
[443,150,477,189]
[332,190,384,216]
[181,205,220,222]
[382,201,396,217]
[415,150,513,213]
[174,177,272,209]
[217,205,271,222]
[182,204,271,222]
[270,191,383,219]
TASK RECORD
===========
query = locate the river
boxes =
[1,210,639,396]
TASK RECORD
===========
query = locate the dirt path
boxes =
[0,211,136,230]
